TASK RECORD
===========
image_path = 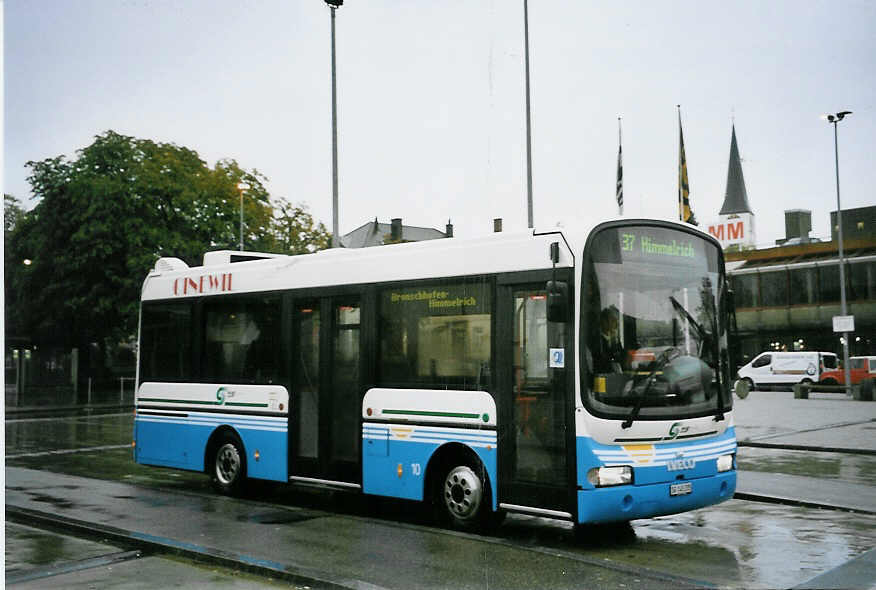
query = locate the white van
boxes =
[737,351,838,390]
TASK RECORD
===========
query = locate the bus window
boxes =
[332,301,360,463]
[512,288,565,486]
[202,296,281,384]
[379,279,491,389]
[140,302,192,381]
[294,304,320,460]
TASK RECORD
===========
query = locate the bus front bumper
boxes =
[576,471,736,524]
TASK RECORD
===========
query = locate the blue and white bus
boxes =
[135,218,736,530]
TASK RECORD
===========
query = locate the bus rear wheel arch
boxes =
[206,428,247,496]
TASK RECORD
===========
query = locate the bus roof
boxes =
[142,228,576,301]
[141,218,717,302]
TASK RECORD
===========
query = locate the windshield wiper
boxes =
[670,295,725,422]
[669,295,706,342]
[621,393,647,429]
[621,347,678,429]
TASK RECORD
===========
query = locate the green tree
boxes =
[5,194,30,340]
[5,130,329,354]
[4,194,26,233]
[271,197,331,254]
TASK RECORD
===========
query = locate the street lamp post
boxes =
[237,182,249,251]
[523,0,534,229]
[824,110,853,395]
[326,0,343,248]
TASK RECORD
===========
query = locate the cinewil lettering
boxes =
[173,273,233,296]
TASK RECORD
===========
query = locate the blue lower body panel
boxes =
[362,423,498,509]
[577,471,736,524]
[134,412,288,482]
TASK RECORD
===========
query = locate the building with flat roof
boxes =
[727,211,875,366]
[830,205,876,242]
[341,217,451,248]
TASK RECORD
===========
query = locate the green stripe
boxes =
[138,397,268,408]
[138,397,219,405]
[382,409,480,419]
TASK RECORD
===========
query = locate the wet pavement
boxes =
[6,523,301,588]
[733,391,876,450]
[5,390,876,588]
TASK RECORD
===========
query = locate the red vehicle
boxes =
[819,356,876,386]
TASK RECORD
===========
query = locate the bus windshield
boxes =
[582,225,731,422]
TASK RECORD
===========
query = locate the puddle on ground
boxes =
[27,493,75,510]
[5,413,133,456]
[737,446,876,486]
[631,499,876,589]
[5,523,119,571]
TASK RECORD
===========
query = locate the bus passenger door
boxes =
[498,280,572,514]
[289,297,361,485]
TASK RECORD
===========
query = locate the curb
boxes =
[5,504,386,590]
[738,441,876,456]
[733,492,876,515]
[793,546,876,589]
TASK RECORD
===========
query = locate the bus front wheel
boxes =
[434,462,492,530]
[211,432,247,496]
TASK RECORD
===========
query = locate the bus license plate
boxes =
[670,482,692,496]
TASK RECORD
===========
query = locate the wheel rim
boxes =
[215,443,241,485]
[443,465,482,521]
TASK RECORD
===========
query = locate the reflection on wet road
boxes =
[738,446,876,486]
[6,411,876,589]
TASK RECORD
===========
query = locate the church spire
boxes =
[719,124,753,215]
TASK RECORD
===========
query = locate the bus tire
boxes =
[210,431,247,496]
[433,461,491,531]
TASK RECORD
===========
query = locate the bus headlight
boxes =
[716,454,734,472]
[587,466,633,487]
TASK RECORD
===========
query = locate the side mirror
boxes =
[547,281,569,322]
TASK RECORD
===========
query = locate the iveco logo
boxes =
[667,457,696,471]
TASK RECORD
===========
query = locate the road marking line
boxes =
[7,444,131,459]
[5,550,142,585]
[5,412,132,423]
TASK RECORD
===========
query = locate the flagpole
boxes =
[677,105,682,222]
[617,116,623,216]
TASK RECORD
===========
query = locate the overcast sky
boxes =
[4,0,875,245]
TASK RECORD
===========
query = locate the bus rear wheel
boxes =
[210,432,246,496]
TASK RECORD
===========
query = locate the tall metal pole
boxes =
[239,189,244,251]
[523,0,534,229]
[831,118,852,395]
[330,4,340,248]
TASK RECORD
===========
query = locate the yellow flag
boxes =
[678,114,692,223]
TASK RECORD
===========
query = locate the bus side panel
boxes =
[134,414,288,482]
[134,417,212,472]
[234,426,288,482]
[362,423,498,509]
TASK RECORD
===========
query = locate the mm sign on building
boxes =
[706,213,756,249]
